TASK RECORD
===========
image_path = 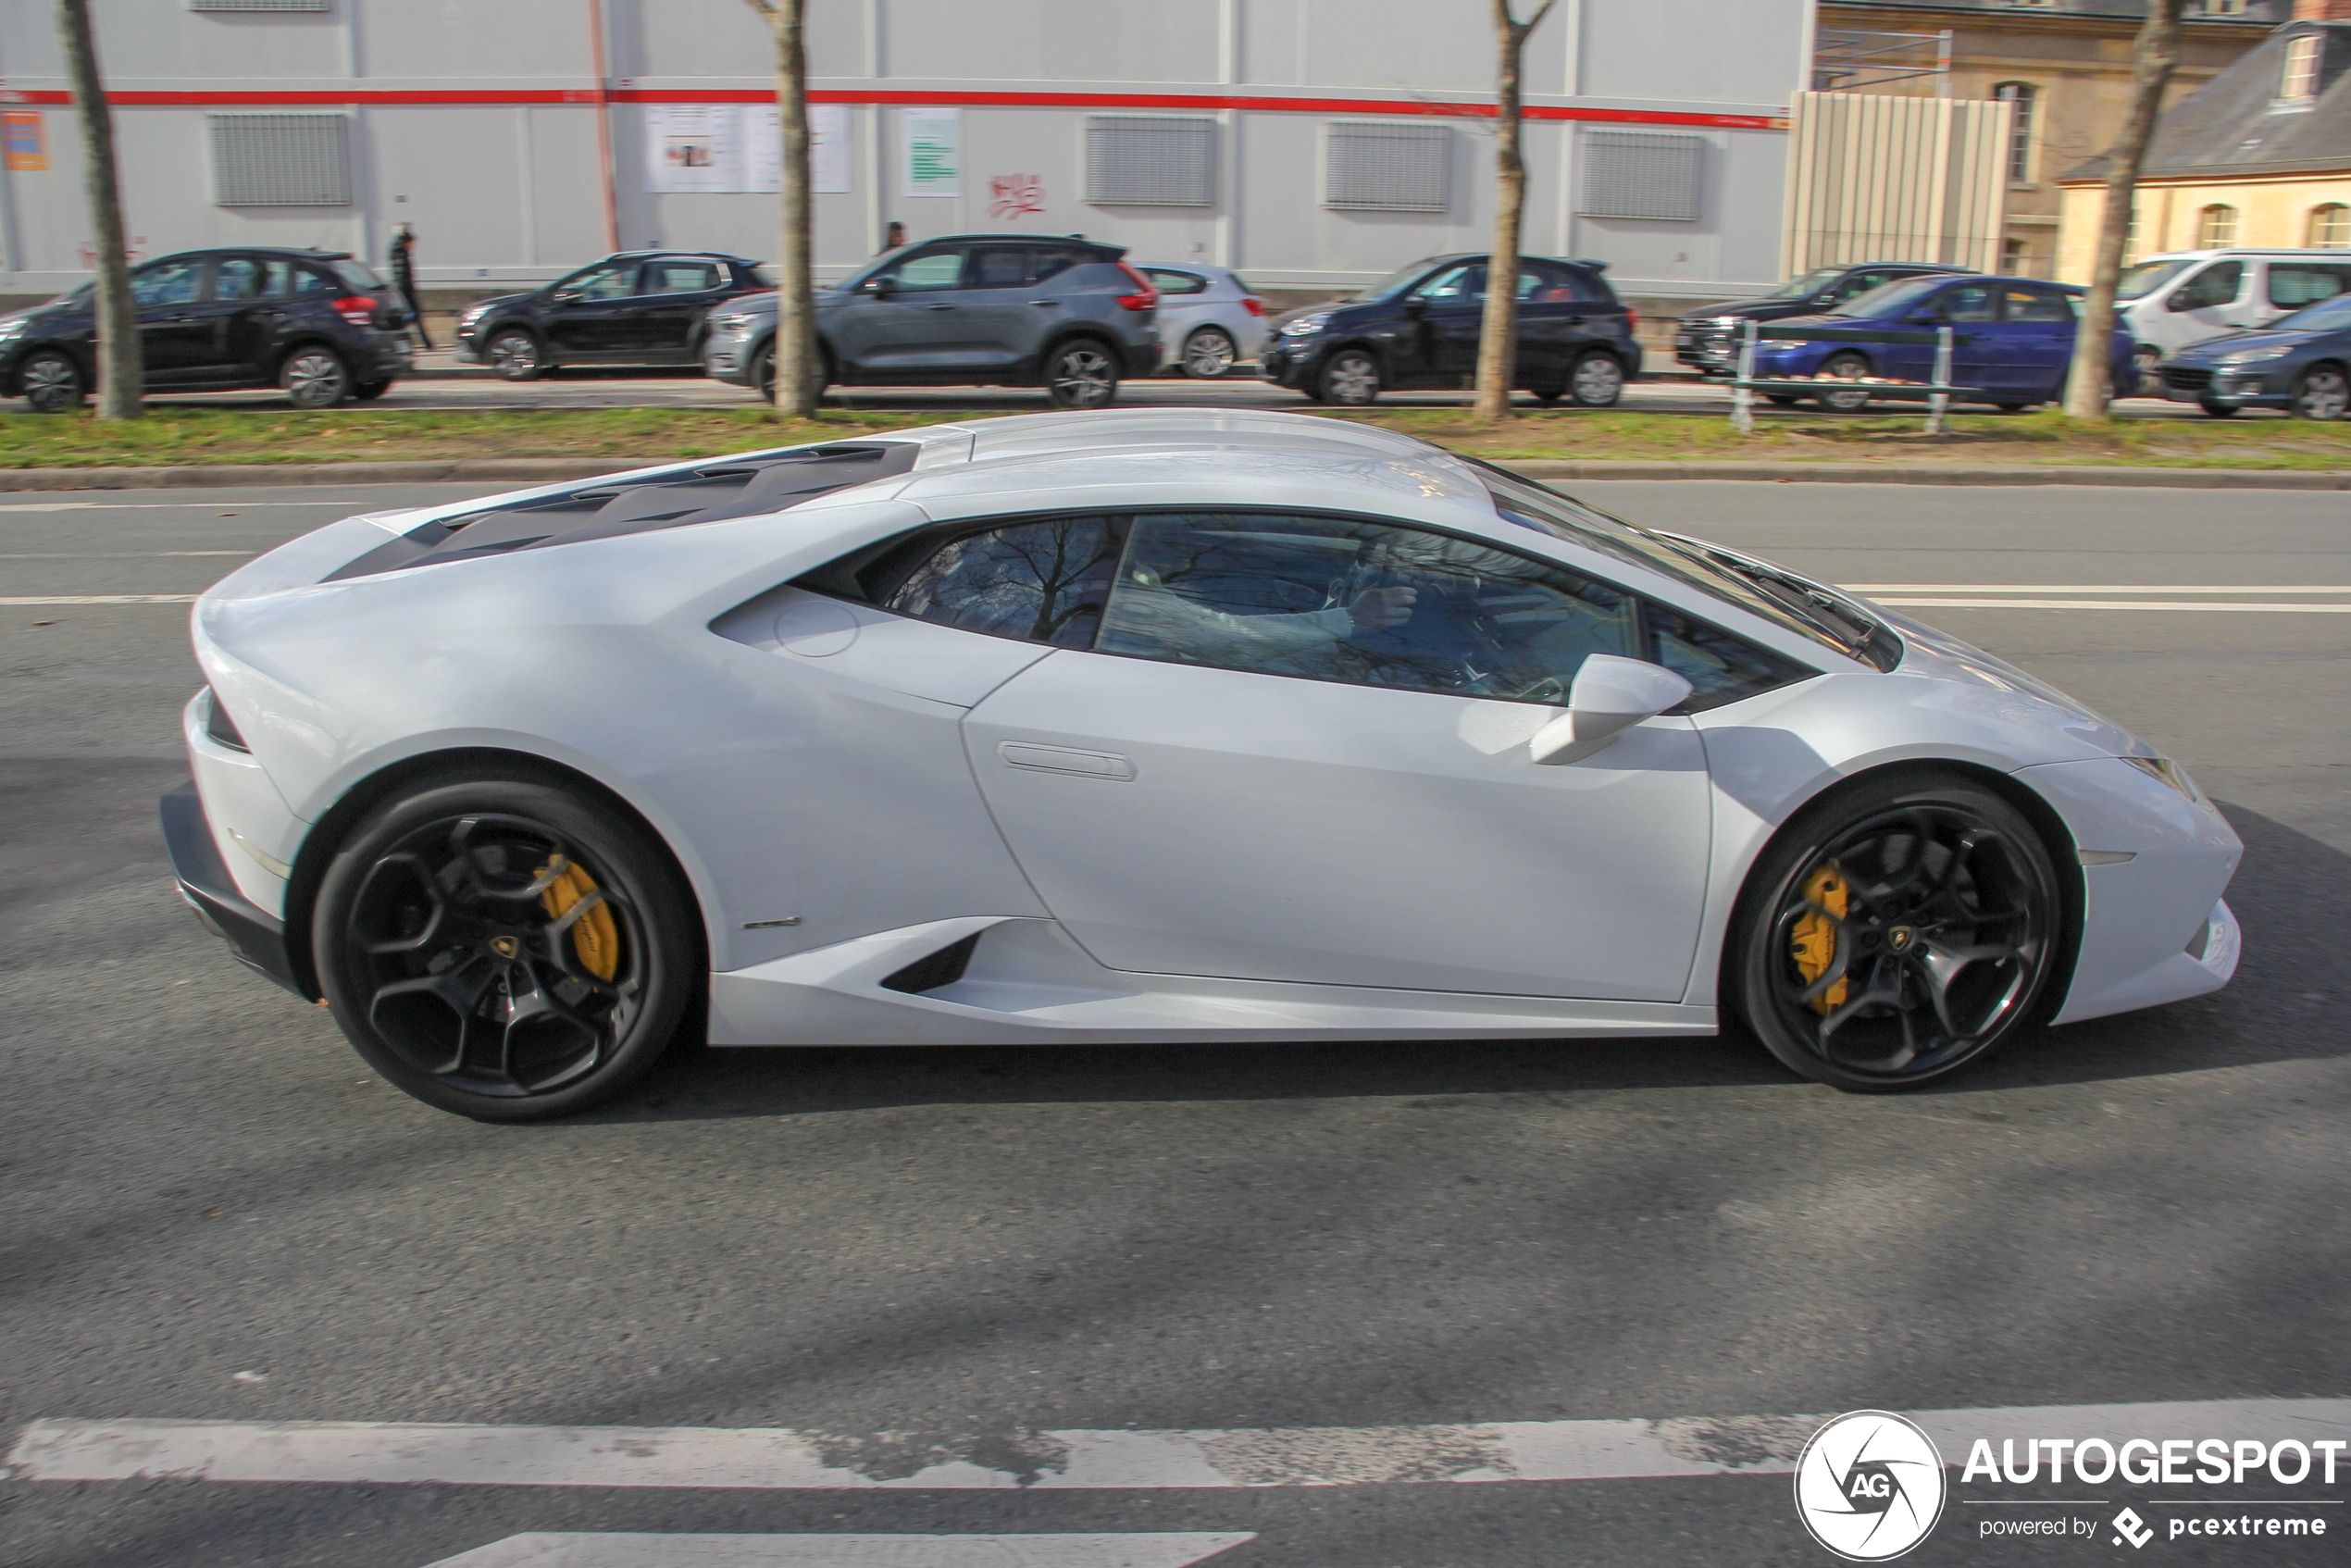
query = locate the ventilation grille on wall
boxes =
[209,114,350,205]
[1324,121,1450,213]
[1577,130,1705,221]
[190,0,330,11]
[1085,116,1216,206]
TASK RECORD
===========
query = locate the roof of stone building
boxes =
[2062,20,2351,180]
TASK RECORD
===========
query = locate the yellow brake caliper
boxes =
[1790,865,1848,1015]
[539,858,620,982]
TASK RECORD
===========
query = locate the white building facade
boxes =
[0,0,1812,308]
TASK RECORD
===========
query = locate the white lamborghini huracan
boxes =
[167,410,2241,1119]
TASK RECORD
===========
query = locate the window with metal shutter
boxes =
[1577,130,1704,222]
[209,114,350,205]
[1085,116,1215,206]
[1323,121,1449,213]
[190,0,330,11]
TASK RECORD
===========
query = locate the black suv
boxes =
[1,247,414,412]
[454,252,771,380]
[1261,254,1642,406]
[1674,262,1977,375]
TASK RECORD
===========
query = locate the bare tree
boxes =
[2062,0,2184,419]
[740,0,819,417]
[1472,0,1558,423]
[56,0,140,418]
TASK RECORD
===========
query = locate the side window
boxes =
[1827,269,1890,305]
[213,258,288,301]
[292,267,334,295]
[877,248,967,292]
[1097,513,1638,703]
[1645,599,1811,712]
[556,263,638,302]
[2269,264,2351,308]
[881,516,1125,647]
[1412,264,1484,305]
[967,245,1033,289]
[131,259,207,308]
[1026,246,1089,283]
[1142,268,1209,295]
[2176,262,2243,310]
[644,261,721,294]
[2003,287,2074,323]
[1936,283,1997,323]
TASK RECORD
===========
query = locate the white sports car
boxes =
[168,410,2242,1120]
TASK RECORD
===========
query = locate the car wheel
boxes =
[1812,352,1874,414]
[485,328,545,381]
[2197,399,2240,419]
[312,772,700,1122]
[1045,340,1120,409]
[1529,383,1565,404]
[2291,364,2349,422]
[1995,402,2032,413]
[2132,345,2163,398]
[280,346,352,409]
[1182,326,1239,379]
[1316,348,1382,406]
[1730,770,2063,1094]
[351,379,392,402]
[1567,350,1625,408]
[18,350,85,413]
[1765,393,1803,407]
[751,342,829,404]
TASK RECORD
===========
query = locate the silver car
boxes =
[1136,264,1267,378]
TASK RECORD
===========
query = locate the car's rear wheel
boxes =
[2292,364,2348,422]
[351,378,392,401]
[1567,350,1625,407]
[485,328,545,381]
[1730,770,2062,1093]
[19,350,85,413]
[280,346,352,409]
[1316,348,1382,406]
[1812,352,1875,413]
[1182,326,1238,379]
[313,773,700,1122]
[2132,345,2163,398]
[1045,339,1120,409]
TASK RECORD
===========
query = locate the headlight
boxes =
[2120,755,2202,803]
[2214,347,2288,367]
[0,317,27,342]
[1279,313,1331,338]
[710,313,753,330]
[456,305,491,328]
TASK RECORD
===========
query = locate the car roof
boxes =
[143,246,355,262]
[913,234,1124,254]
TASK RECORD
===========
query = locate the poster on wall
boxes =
[2,110,46,173]
[903,106,959,199]
[643,104,850,194]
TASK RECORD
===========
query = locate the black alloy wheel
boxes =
[1732,772,2062,1092]
[1316,347,1382,406]
[486,328,545,381]
[314,774,699,1121]
[2292,364,2348,422]
[1045,340,1120,409]
[280,346,353,409]
[1812,351,1875,414]
[19,350,85,413]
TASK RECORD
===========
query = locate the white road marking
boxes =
[1871,598,2351,613]
[11,1400,2346,1490]
[1843,585,2351,594]
[424,1533,1254,1568]
[0,594,200,606]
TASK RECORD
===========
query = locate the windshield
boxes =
[2274,292,2351,331]
[1830,277,1945,319]
[2117,260,2193,302]
[1351,258,1446,302]
[1762,267,1844,302]
[1463,457,1891,667]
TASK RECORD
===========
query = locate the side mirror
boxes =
[2166,289,2196,312]
[860,275,898,297]
[551,289,583,305]
[1529,655,1695,766]
[1401,295,1428,315]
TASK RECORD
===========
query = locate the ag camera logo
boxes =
[1795,1411,1947,1561]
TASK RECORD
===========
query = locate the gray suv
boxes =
[705,234,1160,408]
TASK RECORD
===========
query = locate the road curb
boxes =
[3,455,2348,492]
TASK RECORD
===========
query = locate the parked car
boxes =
[2158,288,2351,420]
[705,235,1163,409]
[1133,263,1265,377]
[1743,275,2133,413]
[453,252,771,380]
[0,247,414,412]
[2116,249,2351,394]
[1261,255,1641,407]
[1675,261,1976,377]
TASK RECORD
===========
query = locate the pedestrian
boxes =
[880,220,907,254]
[388,222,432,350]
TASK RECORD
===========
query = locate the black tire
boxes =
[2291,363,2348,422]
[18,349,85,413]
[1812,352,1875,413]
[1316,347,1381,406]
[1529,383,1565,404]
[1765,393,1803,407]
[280,345,352,409]
[312,772,701,1122]
[351,378,392,401]
[1995,402,2031,413]
[751,341,830,404]
[485,327,546,381]
[1728,769,2063,1093]
[1566,349,1625,407]
[2198,398,2240,418]
[1181,326,1239,379]
[1044,338,1120,409]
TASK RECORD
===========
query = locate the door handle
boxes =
[996,741,1135,781]
[1027,299,1062,307]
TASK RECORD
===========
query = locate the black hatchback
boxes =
[454,252,771,380]
[1260,254,1642,406]
[0,247,415,412]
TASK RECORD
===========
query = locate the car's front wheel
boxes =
[1316,348,1382,406]
[485,328,545,381]
[1730,770,2063,1093]
[18,350,85,413]
[1045,339,1120,409]
[280,346,353,409]
[2292,364,2348,422]
[1812,352,1875,413]
[351,378,392,401]
[1182,326,1239,379]
[313,772,701,1121]
[751,342,830,404]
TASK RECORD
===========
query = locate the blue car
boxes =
[2158,290,2351,420]
[1744,274,2133,413]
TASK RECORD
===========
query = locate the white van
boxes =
[2118,249,2351,392]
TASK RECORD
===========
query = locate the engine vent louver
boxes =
[877,933,982,995]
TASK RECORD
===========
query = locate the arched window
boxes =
[1994,82,2037,182]
[2283,35,2321,102]
[2312,204,2351,249]
[2197,204,2239,248]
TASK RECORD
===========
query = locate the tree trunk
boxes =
[765,0,819,418]
[1473,3,1534,423]
[56,0,140,419]
[2062,0,2183,420]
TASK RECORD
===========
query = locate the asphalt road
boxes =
[1,477,2345,1567]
